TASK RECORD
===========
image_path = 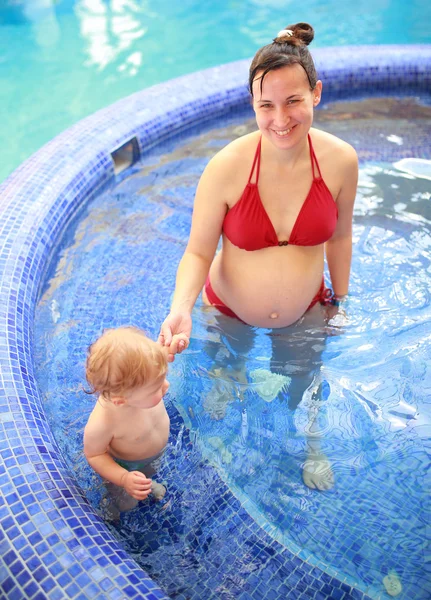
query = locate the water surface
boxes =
[1,0,430,182]
[34,96,431,599]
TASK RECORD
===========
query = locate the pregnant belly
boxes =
[226,284,321,327]
[207,250,325,328]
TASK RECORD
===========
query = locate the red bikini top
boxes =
[222,135,338,250]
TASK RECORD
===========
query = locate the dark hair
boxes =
[249,22,317,96]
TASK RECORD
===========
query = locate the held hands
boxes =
[121,471,152,500]
[159,311,192,363]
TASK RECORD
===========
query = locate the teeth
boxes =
[275,128,291,136]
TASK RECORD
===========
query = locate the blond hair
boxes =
[85,326,167,399]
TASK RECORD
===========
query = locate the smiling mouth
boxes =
[273,127,293,137]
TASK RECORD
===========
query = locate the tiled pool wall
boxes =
[0,45,430,600]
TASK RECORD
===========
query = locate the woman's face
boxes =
[252,64,322,149]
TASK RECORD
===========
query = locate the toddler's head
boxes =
[86,326,168,407]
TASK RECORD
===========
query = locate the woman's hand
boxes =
[159,311,192,362]
[122,471,152,500]
[324,303,348,332]
[324,303,341,321]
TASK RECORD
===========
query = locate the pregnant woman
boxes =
[159,22,358,490]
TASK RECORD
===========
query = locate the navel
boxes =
[269,312,279,320]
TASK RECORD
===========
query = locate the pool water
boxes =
[1,0,430,184]
[34,96,431,599]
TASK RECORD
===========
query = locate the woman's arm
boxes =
[159,151,233,357]
[325,144,359,297]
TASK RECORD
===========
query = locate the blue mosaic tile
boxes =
[1,44,430,600]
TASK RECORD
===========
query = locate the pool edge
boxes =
[0,45,430,600]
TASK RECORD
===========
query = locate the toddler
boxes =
[84,326,170,517]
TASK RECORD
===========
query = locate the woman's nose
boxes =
[274,106,290,126]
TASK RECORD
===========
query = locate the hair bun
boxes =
[274,22,314,46]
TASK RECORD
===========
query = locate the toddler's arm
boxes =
[83,420,152,500]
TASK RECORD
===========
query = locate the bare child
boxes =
[84,326,170,518]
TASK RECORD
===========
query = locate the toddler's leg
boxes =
[150,481,167,501]
[140,455,166,502]
[103,482,138,518]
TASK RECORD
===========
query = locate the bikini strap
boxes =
[308,134,322,180]
[247,136,262,184]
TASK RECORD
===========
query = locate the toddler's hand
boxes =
[122,471,152,500]
[159,312,192,362]
[168,333,189,362]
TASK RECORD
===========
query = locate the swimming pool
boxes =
[1,0,430,184]
[33,95,431,599]
[1,44,430,599]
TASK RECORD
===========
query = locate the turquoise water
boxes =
[1,0,430,184]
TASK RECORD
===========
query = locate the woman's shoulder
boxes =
[310,127,358,165]
[194,131,261,204]
[205,131,261,179]
[310,128,358,195]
